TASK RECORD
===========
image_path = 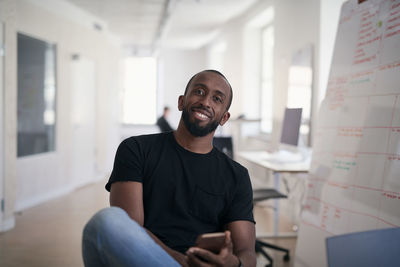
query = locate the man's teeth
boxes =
[195,112,208,119]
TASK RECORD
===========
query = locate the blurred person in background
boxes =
[157,106,173,132]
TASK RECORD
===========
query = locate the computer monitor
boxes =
[280,108,302,146]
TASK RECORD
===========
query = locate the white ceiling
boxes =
[66,0,258,51]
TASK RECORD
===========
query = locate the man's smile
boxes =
[191,108,212,121]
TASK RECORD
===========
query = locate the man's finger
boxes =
[187,247,218,264]
[219,230,233,256]
[223,230,233,249]
[187,253,202,267]
[224,230,231,245]
[187,249,211,267]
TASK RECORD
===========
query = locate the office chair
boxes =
[253,188,290,267]
[213,137,290,267]
[326,228,400,267]
[212,136,234,159]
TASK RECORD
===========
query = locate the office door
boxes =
[70,56,96,186]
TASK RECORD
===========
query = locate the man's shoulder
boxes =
[213,148,248,175]
[119,132,171,150]
[124,132,170,142]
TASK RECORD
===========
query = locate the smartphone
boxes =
[195,232,226,253]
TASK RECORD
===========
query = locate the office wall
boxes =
[206,0,321,146]
[1,0,121,219]
[1,0,18,230]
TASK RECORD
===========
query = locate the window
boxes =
[17,33,57,157]
[122,57,157,124]
[287,45,313,146]
[260,25,274,133]
[207,41,226,70]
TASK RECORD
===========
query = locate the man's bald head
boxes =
[184,70,233,111]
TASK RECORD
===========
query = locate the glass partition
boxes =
[17,33,57,157]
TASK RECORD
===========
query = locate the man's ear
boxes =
[178,95,184,111]
[219,111,231,126]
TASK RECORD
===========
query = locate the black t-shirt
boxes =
[106,132,255,253]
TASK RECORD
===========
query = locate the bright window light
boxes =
[287,66,313,119]
[261,25,274,133]
[287,44,314,146]
[122,57,157,124]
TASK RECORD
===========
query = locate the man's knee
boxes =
[83,207,136,238]
[91,207,128,225]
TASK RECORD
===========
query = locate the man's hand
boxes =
[186,231,240,267]
[171,250,189,267]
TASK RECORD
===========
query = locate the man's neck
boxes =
[173,120,214,154]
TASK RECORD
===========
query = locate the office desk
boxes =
[237,151,311,237]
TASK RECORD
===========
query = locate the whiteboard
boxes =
[295,0,400,266]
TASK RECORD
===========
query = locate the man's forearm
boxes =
[236,249,257,267]
[145,229,175,254]
[145,229,188,266]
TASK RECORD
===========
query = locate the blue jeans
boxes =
[82,207,181,267]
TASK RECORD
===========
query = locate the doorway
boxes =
[70,56,96,186]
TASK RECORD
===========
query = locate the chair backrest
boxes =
[326,228,400,267]
[213,136,233,159]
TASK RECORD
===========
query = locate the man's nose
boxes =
[199,94,212,108]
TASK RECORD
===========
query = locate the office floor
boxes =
[0,180,297,267]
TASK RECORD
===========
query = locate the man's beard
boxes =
[182,107,221,137]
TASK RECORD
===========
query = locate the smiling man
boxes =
[82,70,256,267]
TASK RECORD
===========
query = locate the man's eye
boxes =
[214,96,223,103]
[195,89,205,95]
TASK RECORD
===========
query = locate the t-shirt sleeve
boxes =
[105,138,144,191]
[223,168,255,225]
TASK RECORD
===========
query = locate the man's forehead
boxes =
[190,71,230,93]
